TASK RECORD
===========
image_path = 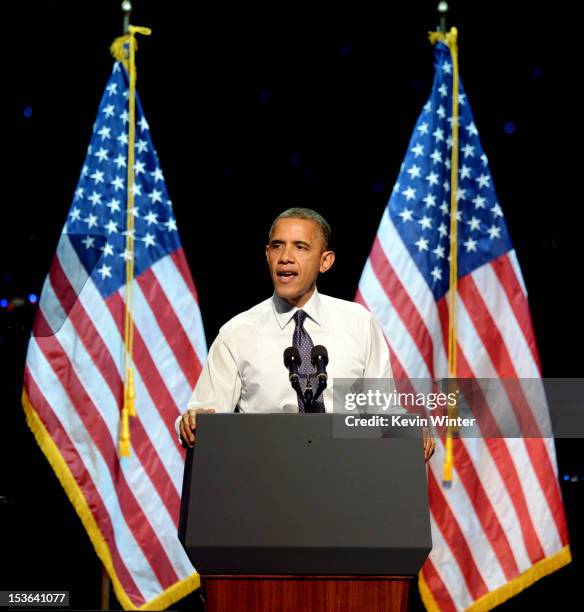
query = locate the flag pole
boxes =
[101,5,134,606]
[430,2,460,488]
[100,3,133,604]
[100,568,111,611]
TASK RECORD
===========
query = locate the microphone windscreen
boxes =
[284,346,302,368]
[311,345,329,366]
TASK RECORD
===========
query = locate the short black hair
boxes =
[268,207,332,250]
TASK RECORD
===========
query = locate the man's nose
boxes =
[278,244,295,262]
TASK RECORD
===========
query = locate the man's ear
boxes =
[319,250,335,273]
[265,245,270,264]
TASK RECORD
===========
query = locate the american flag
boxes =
[356,40,570,610]
[22,62,207,610]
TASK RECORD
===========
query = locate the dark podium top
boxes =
[179,414,431,576]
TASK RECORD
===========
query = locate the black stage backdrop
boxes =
[1,1,582,609]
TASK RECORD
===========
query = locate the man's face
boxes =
[266,218,335,307]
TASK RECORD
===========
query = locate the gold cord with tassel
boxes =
[429,28,459,486]
[110,25,151,457]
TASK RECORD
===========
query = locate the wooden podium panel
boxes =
[202,575,411,612]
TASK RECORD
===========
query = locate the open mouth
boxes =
[277,271,298,283]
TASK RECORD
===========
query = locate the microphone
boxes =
[311,345,329,383]
[283,347,302,384]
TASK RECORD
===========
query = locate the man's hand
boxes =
[423,427,435,463]
[179,408,216,448]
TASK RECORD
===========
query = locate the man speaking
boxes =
[177,207,434,460]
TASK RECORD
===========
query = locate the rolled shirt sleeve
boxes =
[187,330,242,413]
[363,313,392,380]
[361,313,405,415]
[174,330,241,441]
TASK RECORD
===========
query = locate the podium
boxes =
[179,414,431,612]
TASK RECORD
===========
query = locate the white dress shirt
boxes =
[183,289,392,415]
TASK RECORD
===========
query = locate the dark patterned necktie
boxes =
[292,310,324,413]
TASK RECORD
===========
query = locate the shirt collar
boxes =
[272,288,322,329]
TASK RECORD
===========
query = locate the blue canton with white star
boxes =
[65,62,182,298]
[387,42,513,300]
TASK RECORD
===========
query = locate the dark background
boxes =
[1,1,581,609]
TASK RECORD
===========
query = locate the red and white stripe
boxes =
[357,209,569,610]
[24,234,206,609]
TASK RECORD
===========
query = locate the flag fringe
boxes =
[418,545,571,611]
[22,389,200,611]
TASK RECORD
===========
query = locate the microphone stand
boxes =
[312,379,327,402]
[303,380,314,412]
[303,376,327,412]
[290,376,303,401]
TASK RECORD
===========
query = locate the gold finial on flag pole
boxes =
[437,1,449,34]
[122,0,132,34]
